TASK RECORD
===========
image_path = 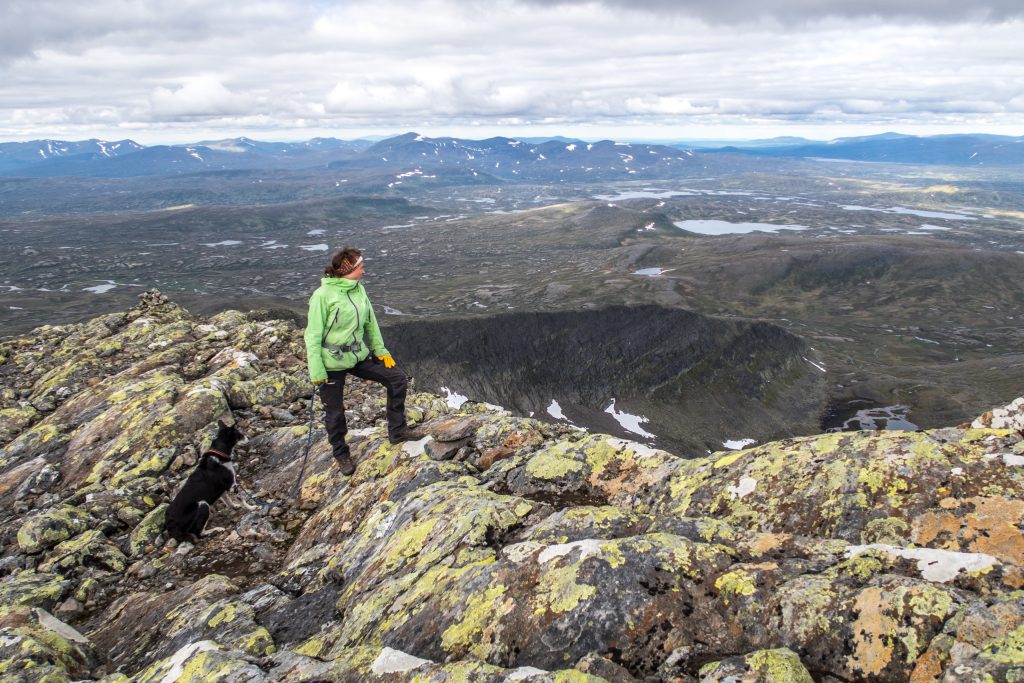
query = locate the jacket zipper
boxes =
[345,289,362,364]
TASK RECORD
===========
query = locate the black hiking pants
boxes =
[319,356,409,459]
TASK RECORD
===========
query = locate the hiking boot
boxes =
[334,453,356,476]
[388,427,426,445]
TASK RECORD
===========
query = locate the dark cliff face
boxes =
[385,305,829,455]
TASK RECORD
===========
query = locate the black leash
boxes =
[289,395,319,500]
[234,304,339,510]
[234,394,318,510]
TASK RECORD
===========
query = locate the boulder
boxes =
[0,570,70,615]
[0,607,100,682]
[17,504,92,554]
[700,648,814,682]
[89,575,274,675]
[128,504,168,558]
[39,529,128,574]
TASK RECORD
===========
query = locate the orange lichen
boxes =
[911,512,963,550]
[963,496,1024,565]
[908,642,948,683]
[850,587,896,676]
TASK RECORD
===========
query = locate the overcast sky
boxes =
[2,0,1022,143]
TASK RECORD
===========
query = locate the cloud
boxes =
[0,0,1022,141]
[0,0,309,62]
[516,0,1024,24]
[150,77,251,118]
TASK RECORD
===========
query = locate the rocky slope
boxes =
[1,292,1023,682]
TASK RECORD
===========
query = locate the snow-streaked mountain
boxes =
[0,139,144,173]
[3,131,1020,178]
[0,132,715,180]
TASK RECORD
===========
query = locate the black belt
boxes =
[325,342,361,356]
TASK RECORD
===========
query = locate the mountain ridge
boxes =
[2,292,1024,681]
[4,131,1021,177]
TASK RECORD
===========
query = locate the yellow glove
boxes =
[378,354,396,369]
[313,378,328,386]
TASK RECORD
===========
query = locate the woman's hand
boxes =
[377,354,396,368]
[313,378,328,386]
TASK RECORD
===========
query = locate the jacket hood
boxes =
[321,277,361,291]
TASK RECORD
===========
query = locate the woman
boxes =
[305,247,423,475]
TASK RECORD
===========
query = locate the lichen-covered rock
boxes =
[17,504,92,554]
[700,648,814,682]
[128,504,168,558]
[648,428,1024,545]
[0,607,100,683]
[113,640,267,683]
[2,300,1023,682]
[226,370,308,410]
[38,529,128,574]
[0,571,70,616]
[0,404,38,442]
[89,574,274,674]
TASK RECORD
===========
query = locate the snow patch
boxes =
[845,544,998,583]
[201,240,241,247]
[605,398,656,438]
[727,477,758,500]
[547,399,566,420]
[401,435,431,457]
[804,357,827,373]
[300,244,329,252]
[83,280,118,294]
[510,667,550,680]
[539,539,604,564]
[724,439,757,450]
[441,386,468,409]
[371,647,432,674]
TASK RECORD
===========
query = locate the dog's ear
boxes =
[218,419,228,430]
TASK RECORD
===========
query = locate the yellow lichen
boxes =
[715,568,758,603]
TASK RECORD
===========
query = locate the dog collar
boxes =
[207,448,232,461]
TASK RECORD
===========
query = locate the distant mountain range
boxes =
[693,132,1024,166]
[0,136,373,177]
[0,132,721,181]
[0,131,1020,178]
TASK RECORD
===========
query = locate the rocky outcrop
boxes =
[1,291,1023,681]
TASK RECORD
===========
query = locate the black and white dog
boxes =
[165,420,246,543]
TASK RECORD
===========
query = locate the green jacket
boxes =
[305,277,390,382]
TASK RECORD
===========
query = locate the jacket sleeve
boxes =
[304,289,328,382]
[363,293,390,358]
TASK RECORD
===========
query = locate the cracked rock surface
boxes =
[1,291,1024,682]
